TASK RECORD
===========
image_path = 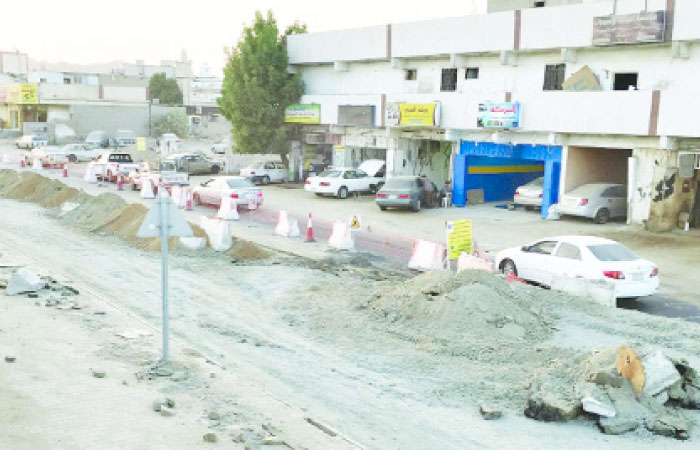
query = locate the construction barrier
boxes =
[216,196,239,220]
[1,153,9,164]
[140,178,155,199]
[200,216,232,251]
[305,213,315,242]
[184,188,193,211]
[456,252,493,272]
[171,186,184,208]
[62,164,68,178]
[178,237,206,250]
[84,164,97,183]
[550,276,616,308]
[328,221,354,251]
[32,157,42,170]
[275,210,291,237]
[408,240,446,271]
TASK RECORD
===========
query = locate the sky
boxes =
[0,0,483,76]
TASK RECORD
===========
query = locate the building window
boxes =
[614,73,638,91]
[441,68,457,92]
[39,78,47,83]
[535,1,546,7]
[465,67,479,79]
[63,78,71,85]
[405,69,417,81]
[543,64,566,90]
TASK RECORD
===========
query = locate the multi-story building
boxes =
[285,0,700,231]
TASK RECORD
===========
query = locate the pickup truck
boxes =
[128,161,189,191]
[90,152,140,182]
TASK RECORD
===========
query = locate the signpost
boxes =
[446,219,473,260]
[137,191,193,363]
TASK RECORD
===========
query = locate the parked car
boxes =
[495,236,659,299]
[84,130,110,148]
[375,176,439,212]
[156,133,180,147]
[90,152,139,182]
[192,176,263,209]
[60,143,103,162]
[115,129,136,147]
[304,159,386,199]
[25,146,68,167]
[513,177,544,209]
[211,141,228,155]
[240,161,287,184]
[15,135,48,149]
[558,183,627,224]
[166,153,222,175]
[128,161,189,191]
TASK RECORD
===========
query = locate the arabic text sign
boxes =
[446,219,473,260]
[6,84,38,104]
[386,102,439,127]
[477,102,521,129]
[592,11,665,46]
[285,104,321,124]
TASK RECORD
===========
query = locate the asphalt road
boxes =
[618,295,700,324]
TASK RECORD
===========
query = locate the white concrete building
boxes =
[286,0,700,231]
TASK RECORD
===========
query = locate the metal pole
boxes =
[160,192,170,362]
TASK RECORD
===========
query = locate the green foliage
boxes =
[218,10,305,159]
[149,73,183,105]
[151,110,188,137]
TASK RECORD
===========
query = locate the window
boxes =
[535,1,546,7]
[543,64,566,91]
[555,243,581,260]
[405,69,417,81]
[588,244,639,262]
[614,73,638,91]
[39,78,47,83]
[343,170,356,179]
[527,240,558,255]
[441,68,457,92]
[63,78,71,84]
[465,68,479,80]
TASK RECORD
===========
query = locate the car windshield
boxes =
[527,177,544,187]
[160,162,177,172]
[588,244,639,261]
[319,170,341,178]
[569,184,609,196]
[226,179,255,189]
[384,178,416,189]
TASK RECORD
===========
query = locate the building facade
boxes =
[286,0,700,231]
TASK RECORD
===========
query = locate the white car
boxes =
[495,236,659,299]
[240,161,287,184]
[16,135,48,149]
[61,143,103,162]
[26,146,69,167]
[558,183,627,224]
[513,177,544,209]
[304,159,385,199]
[192,176,263,209]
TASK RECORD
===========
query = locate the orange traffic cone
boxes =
[20,158,25,168]
[185,188,193,211]
[305,213,315,242]
[62,164,68,178]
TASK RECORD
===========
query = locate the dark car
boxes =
[375,176,439,212]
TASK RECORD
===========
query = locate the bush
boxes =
[151,110,188,137]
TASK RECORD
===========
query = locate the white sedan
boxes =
[192,176,263,209]
[304,159,385,199]
[494,236,659,299]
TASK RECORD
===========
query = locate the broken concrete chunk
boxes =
[645,411,690,440]
[642,350,682,396]
[152,399,164,412]
[5,268,46,296]
[524,393,582,422]
[479,403,503,420]
[685,385,700,409]
[160,406,176,417]
[91,369,106,378]
[598,415,640,435]
[260,437,287,445]
[582,396,616,418]
[652,390,669,406]
[202,432,217,443]
[165,398,176,408]
[589,372,624,388]
[208,411,221,421]
[5,356,16,363]
[668,380,689,405]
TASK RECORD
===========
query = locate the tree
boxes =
[151,110,188,137]
[218,11,305,163]
[149,73,183,105]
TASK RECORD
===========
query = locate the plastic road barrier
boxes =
[408,240,446,271]
[140,178,156,199]
[275,210,291,237]
[328,221,354,251]
[216,195,239,220]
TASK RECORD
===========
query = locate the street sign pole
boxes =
[160,193,170,362]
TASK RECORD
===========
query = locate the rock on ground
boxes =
[6,268,46,295]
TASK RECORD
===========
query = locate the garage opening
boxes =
[563,147,631,193]
[452,142,562,218]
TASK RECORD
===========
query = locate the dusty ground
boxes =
[2,170,700,449]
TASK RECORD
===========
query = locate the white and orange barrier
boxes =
[328,221,354,251]
[1,153,10,164]
[84,164,97,183]
[32,156,43,170]
[216,195,239,220]
[184,188,193,211]
[171,186,184,208]
[408,240,446,271]
[456,252,493,273]
[275,210,291,236]
[140,178,155,199]
[200,216,232,251]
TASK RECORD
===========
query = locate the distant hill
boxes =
[28,58,127,74]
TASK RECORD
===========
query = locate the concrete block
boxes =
[479,403,503,420]
[6,268,46,296]
[642,350,682,396]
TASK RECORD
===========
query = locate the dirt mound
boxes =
[363,269,554,350]
[62,193,128,231]
[227,240,270,260]
[0,170,83,209]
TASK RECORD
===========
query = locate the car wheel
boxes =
[594,208,610,224]
[379,206,387,211]
[211,165,220,174]
[412,199,421,212]
[524,205,534,211]
[338,186,348,199]
[262,175,270,185]
[500,259,518,277]
[194,193,202,206]
[131,183,138,191]
[314,193,323,197]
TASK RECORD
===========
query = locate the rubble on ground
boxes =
[6,268,46,295]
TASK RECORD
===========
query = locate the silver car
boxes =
[558,183,627,224]
[513,176,544,209]
[166,153,222,175]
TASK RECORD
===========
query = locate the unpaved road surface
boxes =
[2,189,700,449]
